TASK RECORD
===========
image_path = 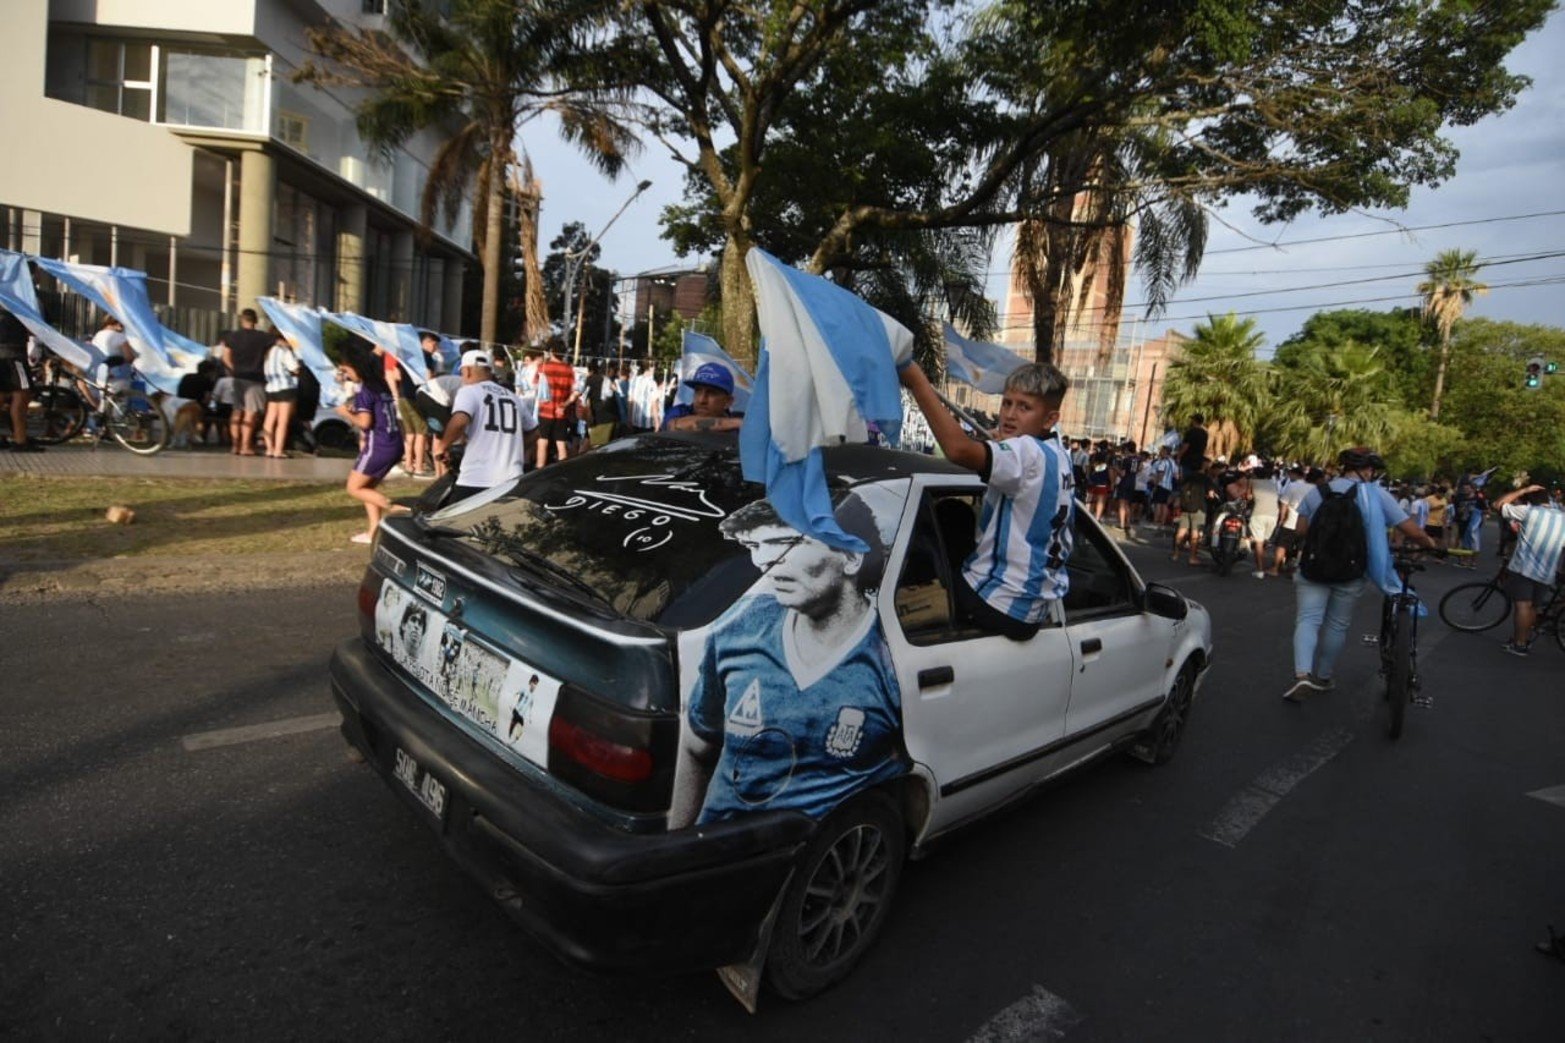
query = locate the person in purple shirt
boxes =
[336,338,405,544]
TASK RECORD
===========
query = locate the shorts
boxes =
[1423,525,1444,541]
[396,396,428,435]
[266,388,299,405]
[1503,571,1550,605]
[539,416,572,443]
[1250,514,1278,544]
[232,379,266,414]
[589,421,616,447]
[1150,487,1171,505]
[1178,510,1206,533]
[353,429,403,480]
[0,356,31,393]
[1087,484,1110,498]
[1272,527,1302,553]
[413,390,451,434]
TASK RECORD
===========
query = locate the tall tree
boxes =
[296,0,639,346]
[1269,341,1399,464]
[510,158,550,345]
[1160,313,1269,454]
[1418,248,1489,421]
[622,0,1548,363]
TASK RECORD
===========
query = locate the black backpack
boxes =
[1300,483,1368,583]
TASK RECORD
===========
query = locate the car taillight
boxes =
[547,684,677,813]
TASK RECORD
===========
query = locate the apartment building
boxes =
[0,0,473,332]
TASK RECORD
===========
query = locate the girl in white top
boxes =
[262,335,301,458]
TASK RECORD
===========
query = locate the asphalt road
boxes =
[2,541,1562,1041]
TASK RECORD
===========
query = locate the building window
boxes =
[160,50,268,133]
[80,38,154,120]
[275,112,309,152]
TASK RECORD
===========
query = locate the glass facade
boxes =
[160,50,268,133]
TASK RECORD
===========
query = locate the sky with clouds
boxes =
[524,7,1565,357]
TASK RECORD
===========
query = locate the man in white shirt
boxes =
[1492,484,1565,656]
[435,350,536,502]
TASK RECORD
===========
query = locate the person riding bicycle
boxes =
[1283,447,1437,702]
[1489,483,1565,656]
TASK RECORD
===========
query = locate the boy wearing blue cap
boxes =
[662,362,743,433]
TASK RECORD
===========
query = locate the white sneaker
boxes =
[1252,570,1266,579]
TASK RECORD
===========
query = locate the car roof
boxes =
[647,431,972,483]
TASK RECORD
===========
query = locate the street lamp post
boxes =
[563,179,651,364]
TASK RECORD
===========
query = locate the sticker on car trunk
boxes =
[375,580,559,767]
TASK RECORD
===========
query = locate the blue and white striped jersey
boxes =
[1501,503,1565,584]
[962,435,1075,623]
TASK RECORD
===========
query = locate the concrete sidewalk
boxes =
[0,443,355,482]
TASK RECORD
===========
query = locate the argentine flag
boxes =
[0,250,102,371]
[942,322,1029,395]
[740,249,913,552]
[34,257,201,394]
[325,311,429,383]
[675,330,753,413]
[259,298,345,406]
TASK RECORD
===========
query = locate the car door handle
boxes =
[918,666,954,689]
[1080,638,1103,655]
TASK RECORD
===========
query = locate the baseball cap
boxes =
[460,349,492,370]
[683,362,734,394]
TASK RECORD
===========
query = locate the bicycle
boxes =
[23,360,89,445]
[1439,559,1565,653]
[29,359,171,455]
[1380,546,1451,740]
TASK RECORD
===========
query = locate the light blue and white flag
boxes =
[942,322,1028,395]
[740,248,913,552]
[259,297,345,406]
[34,258,199,394]
[1470,466,1499,489]
[325,311,428,383]
[674,330,753,413]
[436,333,463,372]
[0,250,102,371]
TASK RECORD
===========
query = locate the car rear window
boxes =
[427,438,777,627]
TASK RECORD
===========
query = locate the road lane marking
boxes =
[1200,727,1354,847]
[181,713,341,752]
[967,985,1084,1043]
[1527,784,1565,809]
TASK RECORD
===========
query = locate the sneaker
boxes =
[1282,676,1320,702]
[1252,570,1266,579]
[1307,673,1335,691]
[1502,641,1531,657]
[9,442,44,453]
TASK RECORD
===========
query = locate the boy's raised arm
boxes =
[899,362,988,472]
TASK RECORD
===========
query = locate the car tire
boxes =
[764,790,906,1001]
[313,419,360,456]
[1130,661,1196,765]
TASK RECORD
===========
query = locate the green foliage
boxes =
[1267,340,1399,462]
[1160,313,1269,446]
[1275,308,1428,411]
[1436,319,1565,476]
[1382,413,1469,482]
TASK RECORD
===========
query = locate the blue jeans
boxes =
[1293,574,1368,679]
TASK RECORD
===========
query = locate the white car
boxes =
[329,434,1212,1006]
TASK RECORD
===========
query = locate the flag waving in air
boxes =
[942,322,1028,395]
[675,330,753,413]
[0,250,102,371]
[259,298,345,406]
[740,248,913,551]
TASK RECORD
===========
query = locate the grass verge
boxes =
[0,474,429,561]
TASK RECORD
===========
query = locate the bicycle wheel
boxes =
[1385,606,1414,740]
[25,386,88,445]
[1438,581,1511,632]
[107,396,170,455]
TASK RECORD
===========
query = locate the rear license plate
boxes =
[392,747,448,825]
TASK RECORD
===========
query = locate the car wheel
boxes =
[765,790,906,1001]
[313,420,359,456]
[1130,662,1196,765]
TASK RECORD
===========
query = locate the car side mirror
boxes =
[1143,582,1188,620]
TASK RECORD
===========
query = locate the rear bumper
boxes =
[329,638,812,973]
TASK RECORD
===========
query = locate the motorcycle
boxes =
[1209,499,1251,577]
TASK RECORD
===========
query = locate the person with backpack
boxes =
[1284,446,1437,702]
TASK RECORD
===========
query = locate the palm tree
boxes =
[1270,340,1399,463]
[298,0,639,346]
[1160,313,1269,453]
[1418,248,1488,420]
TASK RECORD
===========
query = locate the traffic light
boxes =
[1526,356,1544,389]
[1549,361,1560,375]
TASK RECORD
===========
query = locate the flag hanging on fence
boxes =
[33,258,202,394]
[941,322,1028,395]
[674,330,753,413]
[0,250,102,371]
[740,248,913,551]
[259,297,345,406]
